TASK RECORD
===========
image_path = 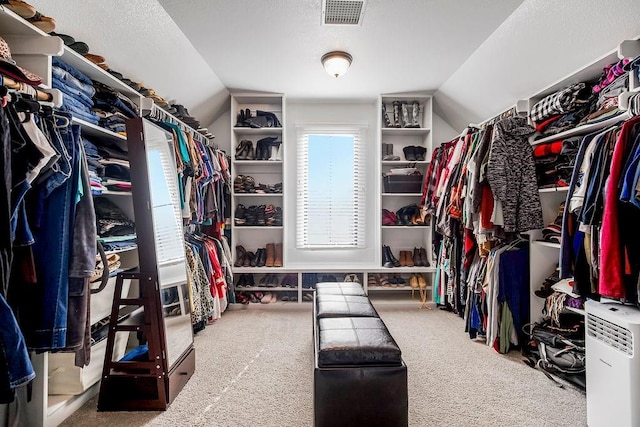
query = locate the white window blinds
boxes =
[296,125,367,248]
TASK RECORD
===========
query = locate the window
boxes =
[296,125,367,248]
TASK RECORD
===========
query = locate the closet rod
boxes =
[1,74,53,103]
[144,103,217,149]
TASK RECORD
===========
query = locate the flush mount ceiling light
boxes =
[321,51,353,78]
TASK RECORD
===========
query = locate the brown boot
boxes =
[265,243,275,267]
[399,250,407,267]
[413,248,422,266]
[405,250,414,267]
[274,243,283,267]
[420,247,430,267]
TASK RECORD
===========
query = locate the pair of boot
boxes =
[412,247,430,267]
[382,245,400,268]
[234,243,283,267]
[398,251,415,267]
[395,204,427,226]
[403,146,426,161]
[236,273,255,287]
[384,101,421,128]
[382,143,400,160]
[256,137,282,160]
[236,109,282,128]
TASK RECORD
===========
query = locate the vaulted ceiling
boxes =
[25,0,640,133]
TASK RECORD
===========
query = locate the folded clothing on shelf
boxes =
[534,138,579,188]
[541,202,564,244]
[94,197,135,237]
[52,57,99,124]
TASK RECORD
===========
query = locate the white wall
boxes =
[209,110,232,154]
[432,112,459,145]
[434,0,640,131]
[284,101,378,268]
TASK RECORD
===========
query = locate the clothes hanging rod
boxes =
[1,73,53,103]
[143,102,217,149]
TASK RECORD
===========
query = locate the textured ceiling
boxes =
[21,0,640,134]
[157,0,523,101]
[27,0,229,128]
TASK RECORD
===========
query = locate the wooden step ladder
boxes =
[97,271,170,411]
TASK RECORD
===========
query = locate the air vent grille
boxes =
[587,313,634,356]
[323,0,365,25]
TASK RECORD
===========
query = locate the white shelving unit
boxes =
[527,38,640,323]
[230,93,287,292]
[378,93,433,299]
[0,7,151,425]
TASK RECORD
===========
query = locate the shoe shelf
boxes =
[233,160,283,165]
[382,193,423,197]
[233,127,283,135]
[381,225,428,229]
[382,160,430,165]
[367,285,433,291]
[235,193,283,197]
[368,267,436,273]
[381,128,431,136]
[233,267,288,273]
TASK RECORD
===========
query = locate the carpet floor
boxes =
[60,294,586,427]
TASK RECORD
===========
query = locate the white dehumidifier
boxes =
[585,300,640,427]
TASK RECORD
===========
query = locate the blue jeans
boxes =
[51,66,95,98]
[27,119,81,350]
[52,77,94,109]
[52,57,93,86]
[0,293,34,388]
[59,102,100,125]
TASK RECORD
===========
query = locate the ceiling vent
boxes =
[322,0,366,26]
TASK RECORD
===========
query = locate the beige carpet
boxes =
[60,294,586,427]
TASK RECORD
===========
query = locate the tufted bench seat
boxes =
[316,281,367,297]
[313,283,408,427]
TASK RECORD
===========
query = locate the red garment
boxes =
[599,116,640,299]
[535,115,562,132]
[533,141,563,158]
[480,184,494,229]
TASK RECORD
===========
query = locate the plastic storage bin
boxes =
[383,175,423,193]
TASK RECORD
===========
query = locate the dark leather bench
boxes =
[316,281,367,297]
[313,283,408,427]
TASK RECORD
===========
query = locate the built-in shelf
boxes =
[369,267,436,273]
[529,112,631,146]
[233,160,283,165]
[234,193,283,197]
[235,286,297,292]
[381,225,428,229]
[162,301,181,309]
[98,234,137,243]
[532,240,561,249]
[539,186,570,193]
[232,267,288,273]
[104,245,137,255]
[73,118,128,142]
[60,46,142,101]
[368,285,433,291]
[234,226,284,229]
[233,127,283,135]
[95,190,132,196]
[382,160,429,165]
[382,193,423,197]
[381,128,431,135]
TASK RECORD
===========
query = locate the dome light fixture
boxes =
[321,51,353,78]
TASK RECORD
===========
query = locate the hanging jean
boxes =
[25,113,81,350]
[0,104,12,297]
[0,292,34,393]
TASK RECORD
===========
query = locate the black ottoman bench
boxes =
[313,286,408,427]
[316,281,367,297]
